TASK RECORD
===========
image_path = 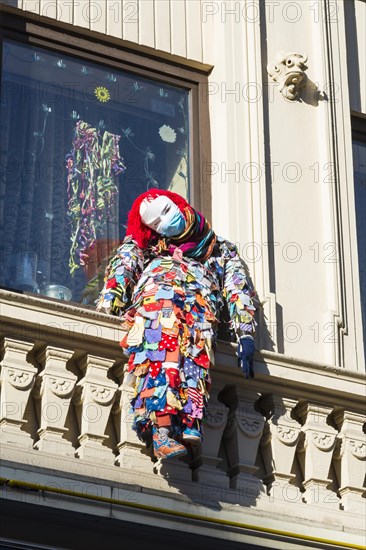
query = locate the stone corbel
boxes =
[112,363,155,474]
[333,410,366,514]
[296,403,339,508]
[33,346,76,456]
[259,395,301,500]
[219,385,265,501]
[267,52,308,100]
[0,338,37,447]
[73,355,117,463]
[192,388,229,485]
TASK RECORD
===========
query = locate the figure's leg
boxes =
[152,414,187,459]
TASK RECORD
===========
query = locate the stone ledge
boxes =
[1,447,365,536]
[1,291,365,407]
[1,461,365,550]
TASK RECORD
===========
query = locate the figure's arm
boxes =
[222,241,257,377]
[222,241,257,336]
[96,236,145,316]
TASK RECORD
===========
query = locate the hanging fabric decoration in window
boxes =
[66,120,126,275]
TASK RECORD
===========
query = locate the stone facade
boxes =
[0,0,365,548]
[0,292,365,548]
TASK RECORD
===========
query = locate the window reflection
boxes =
[352,138,366,362]
[0,40,190,304]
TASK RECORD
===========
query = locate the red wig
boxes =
[126,189,190,249]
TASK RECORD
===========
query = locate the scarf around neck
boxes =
[161,206,217,263]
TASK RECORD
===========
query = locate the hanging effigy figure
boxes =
[97,190,257,459]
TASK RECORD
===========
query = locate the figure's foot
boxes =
[153,428,187,459]
[181,427,202,443]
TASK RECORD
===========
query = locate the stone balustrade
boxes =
[0,291,365,526]
[1,333,365,513]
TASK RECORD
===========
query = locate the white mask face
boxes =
[139,196,185,236]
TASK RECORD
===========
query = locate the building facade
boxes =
[0,1,365,548]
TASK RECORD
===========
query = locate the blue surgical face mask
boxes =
[159,208,186,237]
[140,196,186,237]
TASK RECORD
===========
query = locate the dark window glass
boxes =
[352,138,366,362]
[0,40,190,305]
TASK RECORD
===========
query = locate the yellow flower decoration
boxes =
[94,86,110,103]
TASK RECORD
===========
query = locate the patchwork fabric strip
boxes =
[97,234,257,441]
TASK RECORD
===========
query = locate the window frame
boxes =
[351,111,366,365]
[0,5,213,305]
[351,112,366,144]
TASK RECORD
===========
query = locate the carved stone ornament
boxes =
[205,406,227,428]
[90,384,114,405]
[275,425,300,446]
[267,51,308,100]
[48,377,74,397]
[238,413,264,438]
[7,369,33,390]
[349,439,366,459]
[311,430,336,452]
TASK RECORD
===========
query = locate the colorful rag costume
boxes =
[97,190,256,445]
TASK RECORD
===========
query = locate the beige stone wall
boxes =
[4,0,364,369]
[201,1,365,369]
[9,0,208,61]
[1,292,365,548]
[1,3,365,547]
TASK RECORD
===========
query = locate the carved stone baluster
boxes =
[73,355,117,463]
[297,403,339,508]
[113,365,155,473]
[33,347,76,456]
[333,410,366,513]
[0,338,37,447]
[260,396,301,501]
[220,385,265,501]
[192,388,229,485]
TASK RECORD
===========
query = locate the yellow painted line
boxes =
[1,478,364,549]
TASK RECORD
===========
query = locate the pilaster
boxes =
[192,388,229,485]
[113,365,155,473]
[219,385,265,502]
[297,403,339,508]
[73,355,117,463]
[260,395,301,501]
[0,338,37,447]
[33,346,76,456]
[333,410,366,514]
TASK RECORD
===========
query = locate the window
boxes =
[351,114,366,363]
[0,13,210,307]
